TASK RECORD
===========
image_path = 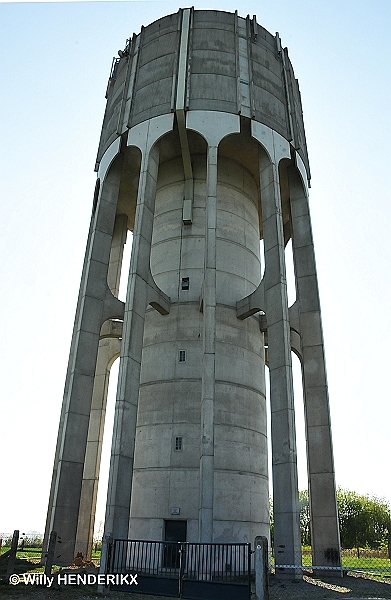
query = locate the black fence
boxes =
[108,539,252,600]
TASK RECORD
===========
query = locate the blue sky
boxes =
[0,0,390,535]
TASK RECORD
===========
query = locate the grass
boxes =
[269,547,391,575]
[342,556,391,570]
[0,547,101,560]
[2,545,390,579]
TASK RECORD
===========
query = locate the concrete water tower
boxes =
[43,8,341,571]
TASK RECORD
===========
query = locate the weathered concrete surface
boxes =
[289,165,341,569]
[44,8,340,573]
[129,149,269,545]
[43,156,125,565]
[96,9,309,177]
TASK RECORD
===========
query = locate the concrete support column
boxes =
[45,157,125,564]
[107,213,128,296]
[74,213,127,557]
[42,216,95,561]
[75,336,121,557]
[260,153,301,573]
[198,144,217,543]
[289,167,341,569]
[104,143,164,540]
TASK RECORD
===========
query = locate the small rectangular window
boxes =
[179,350,186,362]
[181,277,189,290]
[175,436,183,451]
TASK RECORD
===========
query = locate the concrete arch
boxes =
[186,110,240,148]
[42,147,126,564]
[287,163,341,569]
[103,116,176,544]
[237,149,341,568]
[149,126,207,304]
[111,144,141,234]
[218,122,260,204]
[236,136,292,320]
[251,134,302,570]
[114,109,269,547]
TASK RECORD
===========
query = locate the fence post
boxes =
[254,536,269,600]
[6,530,19,580]
[44,531,57,576]
[100,533,113,574]
[98,533,112,594]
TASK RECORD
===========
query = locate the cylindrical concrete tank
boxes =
[96,10,309,176]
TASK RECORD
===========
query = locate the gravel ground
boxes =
[1,559,390,600]
[1,574,391,600]
[0,586,171,600]
[268,571,391,599]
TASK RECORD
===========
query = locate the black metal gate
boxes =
[107,539,252,600]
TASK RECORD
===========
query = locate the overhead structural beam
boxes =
[176,8,193,225]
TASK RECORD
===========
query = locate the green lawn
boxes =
[270,549,391,573]
[2,545,390,576]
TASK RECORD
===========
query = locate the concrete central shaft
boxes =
[130,155,268,543]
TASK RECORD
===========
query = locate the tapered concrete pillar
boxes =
[259,151,301,574]
[75,336,121,558]
[104,116,171,541]
[198,143,217,543]
[44,157,125,565]
[186,111,241,543]
[107,214,129,297]
[73,213,127,558]
[289,166,341,570]
[42,214,96,562]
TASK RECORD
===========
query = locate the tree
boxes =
[269,498,274,548]
[299,490,311,546]
[336,489,391,551]
[269,492,312,546]
[270,489,391,551]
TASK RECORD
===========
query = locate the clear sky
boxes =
[0,0,390,537]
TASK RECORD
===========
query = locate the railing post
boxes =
[254,536,269,600]
[44,531,57,577]
[247,543,252,600]
[98,533,113,594]
[178,542,185,599]
[6,530,19,580]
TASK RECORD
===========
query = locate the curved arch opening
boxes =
[285,238,296,307]
[93,355,120,541]
[150,126,207,301]
[75,331,120,557]
[105,145,142,303]
[265,351,307,542]
[291,351,307,495]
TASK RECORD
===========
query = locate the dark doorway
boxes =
[163,520,187,568]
